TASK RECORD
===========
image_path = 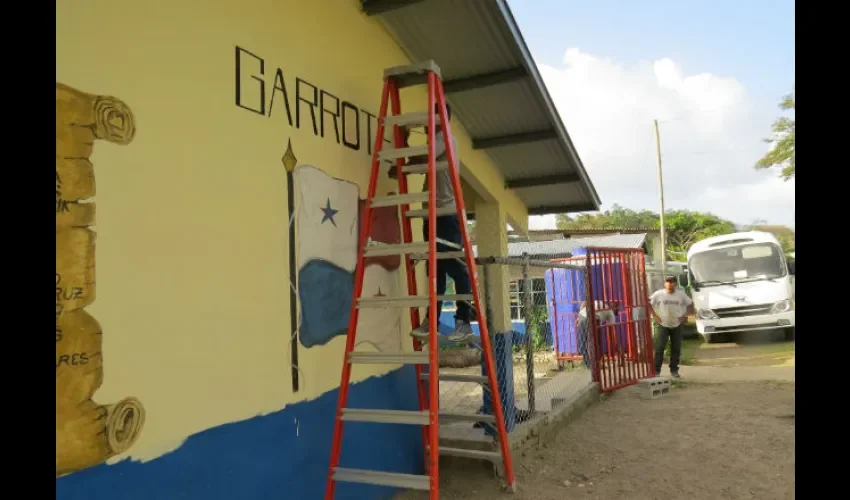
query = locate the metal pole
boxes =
[653,119,667,279]
[521,253,535,415]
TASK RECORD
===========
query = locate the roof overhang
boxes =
[362,0,602,216]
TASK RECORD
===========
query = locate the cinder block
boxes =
[638,377,671,399]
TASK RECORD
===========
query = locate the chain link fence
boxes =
[433,249,596,439]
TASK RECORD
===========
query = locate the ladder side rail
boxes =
[325,80,392,500]
[388,81,431,463]
[425,72,441,499]
[433,78,517,488]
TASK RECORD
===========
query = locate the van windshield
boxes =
[689,243,785,286]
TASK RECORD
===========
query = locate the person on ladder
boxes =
[388,103,474,343]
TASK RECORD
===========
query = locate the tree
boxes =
[664,210,736,257]
[556,204,658,229]
[749,224,795,253]
[756,89,795,180]
[555,206,737,260]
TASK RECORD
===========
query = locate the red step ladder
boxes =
[324,60,516,499]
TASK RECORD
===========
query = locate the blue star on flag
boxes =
[320,198,338,227]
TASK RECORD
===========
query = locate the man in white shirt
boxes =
[648,276,694,378]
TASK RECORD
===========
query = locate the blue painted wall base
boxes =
[481,331,517,436]
[56,367,423,500]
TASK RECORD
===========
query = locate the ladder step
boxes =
[429,446,503,462]
[364,242,428,257]
[405,206,457,218]
[357,294,474,309]
[379,145,428,162]
[420,373,489,384]
[409,251,467,261]
[403,160,449,175]
[341,408,430,425]
[440,412,497,424]
[372,192,429,207]
[383,60,442,88]
[383,111,441,129]
[333,467,430,491]
[348,351,429,365]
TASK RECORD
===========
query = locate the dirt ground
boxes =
[396,341,795,500]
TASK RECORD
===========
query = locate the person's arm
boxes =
[646,292,663,324]
[388,128,414,179]
[576,300,587,326]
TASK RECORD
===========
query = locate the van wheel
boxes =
[784,327,795,341]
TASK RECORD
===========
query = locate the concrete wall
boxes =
[56,0,526,498]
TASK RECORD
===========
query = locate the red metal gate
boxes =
[584,247,656,391]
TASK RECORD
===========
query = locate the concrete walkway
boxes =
[674,364,795,383]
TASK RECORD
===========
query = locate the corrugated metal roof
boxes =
[362,0,601,214]
[501,233,648,258]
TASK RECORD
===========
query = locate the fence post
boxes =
[521,253,535,415]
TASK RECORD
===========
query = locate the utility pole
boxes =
[653,119,667,278]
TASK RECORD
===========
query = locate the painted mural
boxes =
[56,83,145,476]
[293,164,403,352]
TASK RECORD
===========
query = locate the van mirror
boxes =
[678,272,689,286]
[787,260,795,275]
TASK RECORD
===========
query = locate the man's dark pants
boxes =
[422,214,472,323]
[654,324,683,374]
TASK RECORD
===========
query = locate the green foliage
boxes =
[556,203,658,230]
[555,204,737,259]
[748,224,795,253]
[664,210,736,257]
[527,304,549,352]
[756,89,795,180]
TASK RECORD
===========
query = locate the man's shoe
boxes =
[670,371,681,378]
[447,320,474,343]
[410,321,431,341]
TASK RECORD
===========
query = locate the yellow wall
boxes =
[57,0,525,467]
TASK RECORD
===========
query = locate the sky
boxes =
[507,0,795,229]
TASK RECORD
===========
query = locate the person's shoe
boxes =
[410,321,431,341]
[447,320,474,343]
[670,371,681,378]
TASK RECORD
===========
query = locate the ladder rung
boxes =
[405,207,457,218]
[357,294,474,309]
[435,237,462,250]
[383,112,441,129]
[364,242,428,257]
[379,145,427,162]
[420,373,489,384]
[403,161,449,175]
[348,351,429,365]
[429,446,503,462]
[371,192,429,207]
[440,412,497,424]
[383,60,442,88]
[409,251,467,261]
[333,467,430,491]
[341,408,430,425]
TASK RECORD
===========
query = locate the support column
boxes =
[474,202,511,333]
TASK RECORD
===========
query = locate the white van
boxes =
[686,231,795,343]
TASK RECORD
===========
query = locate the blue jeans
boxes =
[422,214,472,323]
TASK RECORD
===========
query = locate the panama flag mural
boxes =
[293,165,403,352]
